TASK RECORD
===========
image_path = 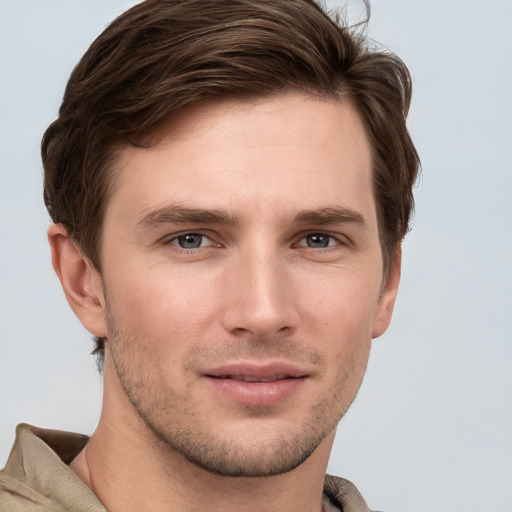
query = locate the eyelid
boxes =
[293,231,350,249]
[160,229,351,250]
[163,230,220,248]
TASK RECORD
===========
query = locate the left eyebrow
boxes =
[293,207,367,228]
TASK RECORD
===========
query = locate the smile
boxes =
[214,374,292,382]
[203,362,308,406]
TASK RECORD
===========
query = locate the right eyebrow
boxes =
[136,205,239,229]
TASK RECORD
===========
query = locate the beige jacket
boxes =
[0,424,373,512]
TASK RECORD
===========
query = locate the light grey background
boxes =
[1,1,511,511]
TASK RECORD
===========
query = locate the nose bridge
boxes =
[222,241,298,337]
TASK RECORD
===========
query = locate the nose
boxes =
[221,246,300,339]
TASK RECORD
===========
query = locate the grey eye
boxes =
[305,233,331,248]
[175,233,204,249]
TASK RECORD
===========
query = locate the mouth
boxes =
[211,374,296,382]
[205,361,308,381]
[203,363,308,406]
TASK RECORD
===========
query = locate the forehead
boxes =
[107,92,374,225]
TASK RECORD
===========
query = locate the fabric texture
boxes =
[1,424,373,512]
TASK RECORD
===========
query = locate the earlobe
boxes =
[372,245,402,339]
[48,223,108,337]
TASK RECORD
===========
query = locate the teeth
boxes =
[220,374,289,382]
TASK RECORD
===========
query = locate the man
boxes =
[0,0,419,510]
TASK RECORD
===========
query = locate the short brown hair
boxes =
[42,0,419,360]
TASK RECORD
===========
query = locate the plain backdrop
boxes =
[1,1,511,511]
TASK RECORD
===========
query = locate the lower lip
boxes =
[205,376,306,406]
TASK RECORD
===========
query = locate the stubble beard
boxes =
[104,301,366,478]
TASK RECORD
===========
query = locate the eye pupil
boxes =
[178,233,202,249]
[307,233,329,248]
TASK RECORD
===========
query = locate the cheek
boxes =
[107,259,210,314]
[302,274,379,382]
[301,271,381,333]
[104,266,220,362]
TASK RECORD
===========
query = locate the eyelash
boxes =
[293,232,345,249]
[166,232,217,250]
[164,231,347,251]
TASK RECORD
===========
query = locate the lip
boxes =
[203,362,309,406]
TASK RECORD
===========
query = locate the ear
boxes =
[48,223,108,337]
[372,245,402,339]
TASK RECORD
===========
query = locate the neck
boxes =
[71,423,333,512]
[70,365,334,512]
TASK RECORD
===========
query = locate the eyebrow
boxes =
[137,205,239,229]
[293,207,366,228]
[136,204,366,230]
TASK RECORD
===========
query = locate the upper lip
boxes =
[204,362,309,381]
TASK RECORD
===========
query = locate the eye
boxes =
[296,233,340,249]
[168,232,214,249]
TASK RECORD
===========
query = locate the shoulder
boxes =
[324,474,373,512]
[1,424,103,512]
[0,478,62,512]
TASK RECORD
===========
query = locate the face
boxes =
[92,92,399,477]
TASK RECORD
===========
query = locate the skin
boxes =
[49,92,401,512]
